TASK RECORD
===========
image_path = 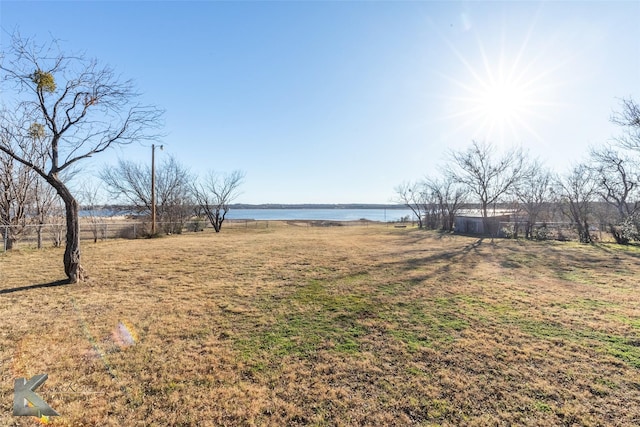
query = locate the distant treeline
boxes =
[87,203,410,212]
[230,204,409,210]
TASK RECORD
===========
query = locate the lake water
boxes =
[227,208,414,222]
[81,208,415,222]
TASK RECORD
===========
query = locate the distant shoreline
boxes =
[87,204,410,212]
[80,206,414,222]
[230,204,409,210]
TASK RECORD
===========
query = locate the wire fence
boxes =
[498,220,613,242]
[1,218,393,252]
[9,217,607,252]
[0,220,244,252]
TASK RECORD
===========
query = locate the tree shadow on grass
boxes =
[384,237,486,276]
[0,279,70,294]
[594,242,640,258]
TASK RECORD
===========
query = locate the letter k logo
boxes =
[13,374,59,417]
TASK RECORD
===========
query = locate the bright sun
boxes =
[438,52,550,147]
[479,80,529,123]
[437,16,563,147]
[473,75,538,140]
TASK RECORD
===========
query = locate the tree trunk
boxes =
[37,224,43,249]
[576,221,592,244]
[63,196,84,282]
[582,221,592,243]
[481,203,490,236]
[1,225,15,249]
[213,212,222,233]
[51,179,85,283]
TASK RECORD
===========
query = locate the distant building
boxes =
[454,210,513,237]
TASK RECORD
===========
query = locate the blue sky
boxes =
[1,1,639,204]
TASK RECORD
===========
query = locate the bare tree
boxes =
[514,162,554,240]
[24,121,64,249]
[31,176,61,249]
[48,199,66,248]
[449,141,526,234]
[393,181,427,228]
[424,176,467,232]
[155,157,194,234]
[421,188,442,230]
[0,34,162,282]
[79,182,107,243]
[100,155,192,234]
[101,159,151,213]
[590,145,639,244]
[192,170,245,233]
[0,116,39,249]
[0,151,35,249]
[555,164,598,244]
[611,97,640,151]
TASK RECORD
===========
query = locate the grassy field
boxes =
[2,222,640,426]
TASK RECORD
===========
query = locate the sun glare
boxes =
[480,80,528,123]
[436,11,566,147]
[472,73,540,141]
[441,59,547,146]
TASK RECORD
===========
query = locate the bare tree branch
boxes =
[392,181,427,228]
[589,145,640,243]
[424,175,468,232]
[555,164,598,244]
[514,161,555,239]
[192,170,245,233]
[612,97,640,151]
[0,32,163,282]
[100,155,193,234]
[448,141,526,235]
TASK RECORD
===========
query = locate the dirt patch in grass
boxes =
[2,224,640,425]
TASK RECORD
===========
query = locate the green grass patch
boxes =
[234,278,371,362]
[554,298,618,310]
[382,299,469,351]
[517,319,640,368]
[533,400,552,413]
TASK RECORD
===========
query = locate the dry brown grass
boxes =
[2,223,640,426]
